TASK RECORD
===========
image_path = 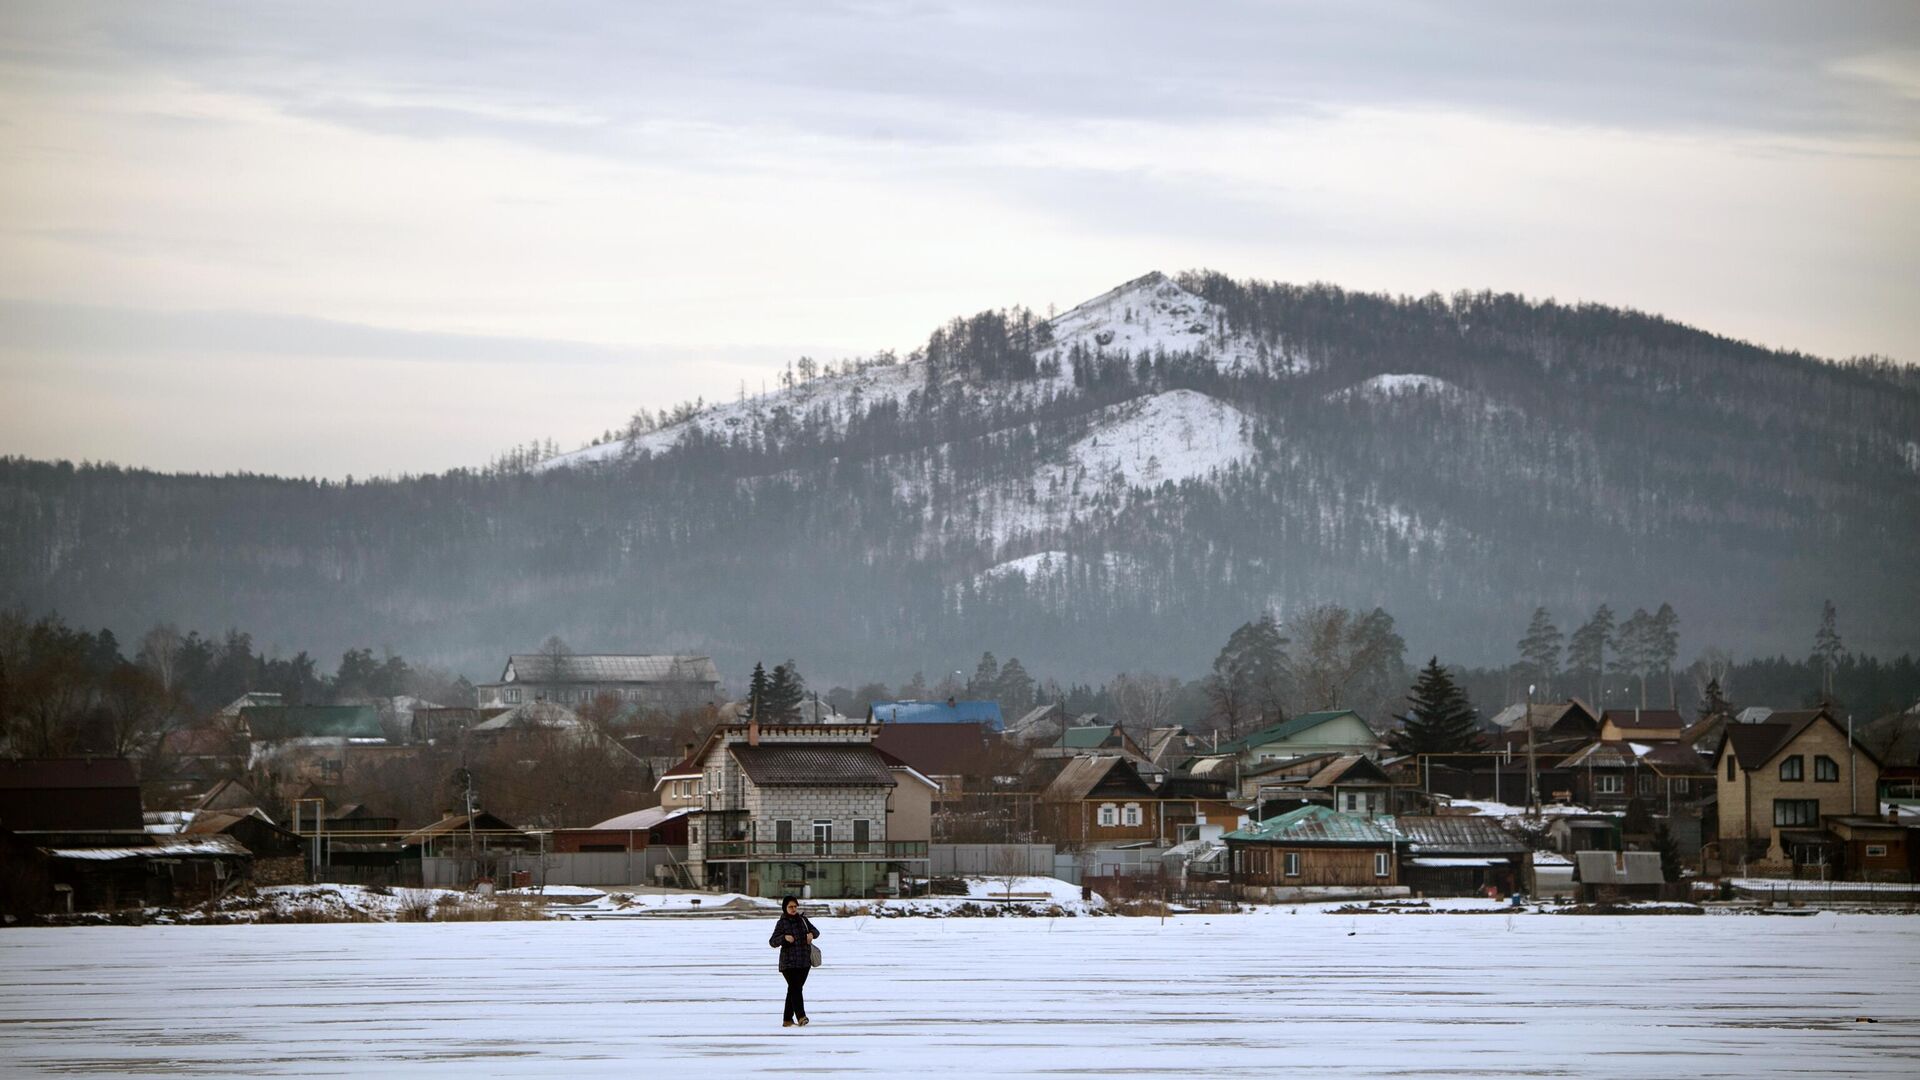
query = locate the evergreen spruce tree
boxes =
[746,662,770,721]
[1653,821,1682,883]
[1697,677,1732,722]
[1389,657,1484,757]
[765,660,805,721]
[970,652,1000,697]
[995,657,1034,712]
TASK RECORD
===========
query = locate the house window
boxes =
[1814,755,1839,782]
[1726,755,1735,782]
[1284,852,1301,878]
[504,688,522,704]
[1773,799,1819,827]
[776,820,792,854]
[1121,803,1142,827]
[1097,804,1117,827]
[1344,793,1358,812]
[813,820,833,855]
[689,825,699,844]
[320,758,343,783]
[1595,774,1623,795]
[1865,844,1888,858]
[1779,756,1804,782]
[1374,852,1390,878]
[853,819,871,854]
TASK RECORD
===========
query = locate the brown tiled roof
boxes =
[1601,709,1686,731]
[1640,741,1714,778]
[873,721,991,778]
[729,744,897,787]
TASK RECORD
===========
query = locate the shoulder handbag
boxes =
[809,943,822,967]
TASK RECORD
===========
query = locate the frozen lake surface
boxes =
[3,911,1917,1077]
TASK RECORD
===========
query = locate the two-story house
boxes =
[660,717,934,898]
[1713,708,1882,862]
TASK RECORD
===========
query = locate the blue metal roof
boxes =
[869,700,1004,731]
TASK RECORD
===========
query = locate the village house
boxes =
[1597,708,1687,743]
[1223,805,1403,901]
[1393,815,1529,897]
[1239,753,1401,816]
[670,716,935,898]
[1713,708,1881,864]
[1040,754,1170,847]
[477,653,723,713]
[1212,710,1385,766]
[1556,740,1665,811]
[873,720,994,800]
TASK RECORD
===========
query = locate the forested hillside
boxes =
[2,271,1915,687]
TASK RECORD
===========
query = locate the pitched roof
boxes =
[1223,804,1396,845]
[1558,740,1640,769]
[869,700,1006,731]
[1060,725,1123,749]
[504,654,721,684]
[1640,741,1715,778]
[1718,709,1882,770]
[1600,709,1686,731]
[471,700,582,732]
[1304,755,1394,788]
[242,705,383,740]
[42,835,251,861]
[1214,711,1373,754]
[729,744,898,787]
[1041,755,1154,802]
[400,812,525,846]
[588,805,693,831]
[872,721,991,777]
[1392,815,1528,856]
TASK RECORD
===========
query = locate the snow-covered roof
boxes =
[44,836,250,860]
[587,806,693,831]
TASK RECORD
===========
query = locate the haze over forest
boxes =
[4,269,1916,692]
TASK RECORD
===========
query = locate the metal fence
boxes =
[929,843,1056,877]
[1053,846,1169,885]
[419,848,689,888]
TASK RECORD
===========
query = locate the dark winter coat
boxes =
[770,911,819,971]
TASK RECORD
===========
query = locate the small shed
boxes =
[1223,805,1402,901]
[40,835,252,911]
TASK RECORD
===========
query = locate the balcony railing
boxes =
[703,840,928,861]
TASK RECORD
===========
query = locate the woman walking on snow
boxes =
[770,895,819,1027]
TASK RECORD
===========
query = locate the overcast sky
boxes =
[2,2,1915,478]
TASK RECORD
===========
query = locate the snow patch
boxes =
[1330,373,1464,401]
[1039,271,1292,383]
[1902,440,1920,475]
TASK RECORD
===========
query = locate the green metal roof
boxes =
[1212,710,1365,755]
[1060,725,1118,749]
[242,705,383,740]
[1222,804,1398,845]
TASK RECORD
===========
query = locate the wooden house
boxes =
[1223,805,1402,900]
[1040,755,1167,847]
[1598,709,1687,743]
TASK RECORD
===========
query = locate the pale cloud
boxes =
[0,1,1915,476]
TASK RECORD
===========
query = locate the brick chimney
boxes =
[748,712,760,747]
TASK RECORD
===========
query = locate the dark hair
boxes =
[781,895,800,909]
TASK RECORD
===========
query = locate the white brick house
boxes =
[662,718,934,898]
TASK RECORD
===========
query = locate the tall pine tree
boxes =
[1389,657,1484,757]
[1517,607,1563,696]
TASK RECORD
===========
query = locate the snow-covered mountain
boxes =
[6,268,1916,682]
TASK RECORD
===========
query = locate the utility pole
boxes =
[1525,683,1539,816]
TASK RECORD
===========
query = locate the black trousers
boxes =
[782,967,809,1022]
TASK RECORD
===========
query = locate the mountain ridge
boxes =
[2,269,1915,685]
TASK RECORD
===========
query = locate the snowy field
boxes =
[3,913,1917,1078]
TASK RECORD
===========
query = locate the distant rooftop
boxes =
[868,700,1004,732]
